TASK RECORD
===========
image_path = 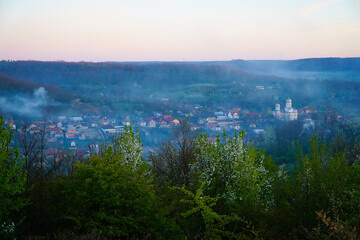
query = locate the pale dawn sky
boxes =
[0,0,359,61]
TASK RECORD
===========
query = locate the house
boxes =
[163,115,175,124]
[153,112,163,117]
[206,122,218,128]
[159,121,171,128]
[122,119,131,126]
[114,125,125,133]
[303,118,315,130]
[79,134,86,140]
[214,111,224,116]
[66,133,76,139]
[67,124,76,129]
[230,123,241,130]
[217,116,228,121]
[66,129,77,134]
[148,120,157,128]
[305,107,318,114]
[191,125,200,131]
[206,122,221,131]
[253,129,265,135]
[102,125,116,134]
[138,118,147,127]
[99,119,109,125]
[54,131,63,138]
[80,124,89,129]
[89,142,100,154]
[206,117,217,123]
[163,115,173,120]
[71,116,83,122]
[107,118,117,124]
[197,118,205,125]
[172,119,180,126]
[255,85,265,90]
[6,121,16,130]
[218,121,232,126]
[145,117,157,127]
[49,127,62,134]
[228,110,240,119]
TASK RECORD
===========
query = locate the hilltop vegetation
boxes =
[2,118,360,239]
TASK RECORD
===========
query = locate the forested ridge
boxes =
[2,116,360,239]
[2,60,360,116]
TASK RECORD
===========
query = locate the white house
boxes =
[102,125,116,134]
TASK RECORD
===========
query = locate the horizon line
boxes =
[2,56,360,63]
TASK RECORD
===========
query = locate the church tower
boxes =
[286,97,292,108]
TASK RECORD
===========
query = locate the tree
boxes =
[15,125,39,188]
[192,131,279,213]
[61,125,177,239]
[0,116,27,237]
[151,119,197,187]
[174,182,259,240]
[275,136,353,238]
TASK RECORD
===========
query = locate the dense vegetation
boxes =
[2,116,360,239]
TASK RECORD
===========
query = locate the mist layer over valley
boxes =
[1,58,360,118]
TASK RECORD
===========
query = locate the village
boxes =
[4,96,344,161]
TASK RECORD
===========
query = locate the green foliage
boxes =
[61,125,176,239]
[192,131,279,213]
[5,114,360,239]
[270,136,356,238]
[0,116,27,237]
[173,182,259,240]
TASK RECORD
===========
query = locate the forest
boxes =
[2,116,360,240]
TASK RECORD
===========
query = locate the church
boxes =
[273,97,298,121]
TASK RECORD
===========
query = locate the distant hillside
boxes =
[0,73,73,102]
[0,74,114,118]
[0,61,279,112]
[226,57,360,80]
[1,59,360,117]
[0,61,257,87]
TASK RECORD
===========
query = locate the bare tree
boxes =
[16,125,40,188]
[151,119,196,187]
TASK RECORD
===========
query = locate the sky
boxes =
[0,0,359,61]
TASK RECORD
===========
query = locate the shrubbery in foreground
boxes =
[2,119,360,239]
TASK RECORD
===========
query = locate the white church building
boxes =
[273,97,298,121]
